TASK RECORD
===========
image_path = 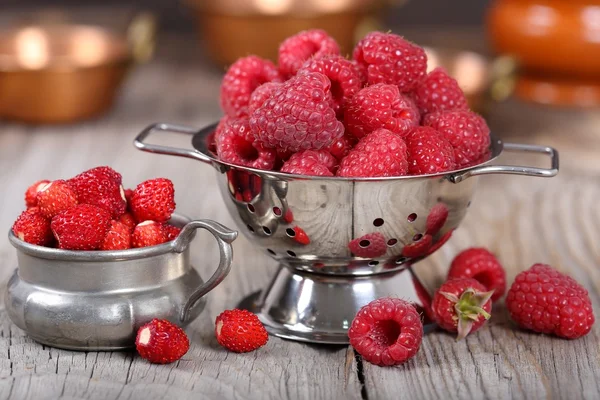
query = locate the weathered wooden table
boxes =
[0,35,598,400]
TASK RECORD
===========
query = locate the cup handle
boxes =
[171,220,238,322]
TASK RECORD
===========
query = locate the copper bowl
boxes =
[0,14,155,124]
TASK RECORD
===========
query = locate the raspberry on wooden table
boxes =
[506,264,595,339]
[247,82,281,115]
[100,220,131,250]
[136,319,189,364]
[337,129,408,177]
[220,55,282,118]
[36,180,78,219]
[130,178,176,223]
[68,166,126,219]
[278,29,340,78]
[348,232,387,258]
[412,67,469,116]
[25,180,50,208]
[353,32,427,91]
[344,83,419,139]
[215,309,268,353]
[131,221,167,248]
[250,71,344,152]
[405,127,455,175]
[448,248,506,302]
[12,208,53,246]
[349,298,423,366]
[51,204,112,250]
[280,150,337,176]
[215,117,276,170]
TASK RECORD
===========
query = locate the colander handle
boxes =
[171,219,238,322]
[449,143,559,183]
[133,123,212,164]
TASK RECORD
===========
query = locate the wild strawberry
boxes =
[163,224,182,241]
[100,221,131,250]
[69,166,126,218]
[25,180,50,208]
[131,221,167,248]
[448,248,506,302]
[118,212,137,232]
[289,226,310,245]
[51,204,112,250]
[135,319,189,364]
[215,309,268,353]
[431,278,493,339]
[401,234,433,258]
[348,232,387,258]
[124,188,134,206]
[36,180,78,219]
[130,178,176,223]
[349,298,423,366]
[12,208,53,246]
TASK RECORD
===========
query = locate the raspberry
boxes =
[344,84,419,139]
[25,180,50,208]
[280,150,336,176]
[431,278,493,339]
[51,204,112,250]
[248,82,281,114]
[424,110,491,168]
[290,226,310,245]
[118,212,137,232]
[405,127,455,175]
[506,264,595,339]
[348,232,387,258]
[220,55,282,118]
[326,134,356,161]
[12,208,53,246]
[215,309,268,353]
[351,60,367,87]
[130,178,176,223]
[278,29,340,78]
[348,298,423,366]
[427,229,454,255]
[136,319,189,364]
[299,55,362,116]
[412,67,468,116]
[36,180,78,219]
[448,248,506,302]
[353,32,427,91]
[337,129,408,177]
[163,224,182,241]
[69,166,126,218]
[215,117,276,170]
[131,221,167,248]
[100,220,131,250]
[425,203,449,235]
[401,234,433,258]
[250,71,344,152]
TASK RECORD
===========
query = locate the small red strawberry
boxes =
[401,234,433,258]
[431,278,493,339]
[448,248,506,302]
[348,232,387,258]
[118,212,137,232]
[69,166,126,218]
[215,309,268,353]
[100,221,131,250]
[124,188,134,206]
[349,298,423,366]
[51,204,112,250]
[163,224,182,241]
[135,319,189,364]
[36,180,78,219]
[290,226,310,245]
[12,208,53,246]
[130,178,176,223]
[131,221,167,248]
[25,180,50,208]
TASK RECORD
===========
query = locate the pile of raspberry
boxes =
[216,29,491,177]
[12,166,181,250]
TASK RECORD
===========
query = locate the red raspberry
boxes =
[280,150,336,176]
[130,178,176,223]
[405,127,455,175]
[506,264,595,339]
[12,208,53,246]
[131,221,167,248]
[25,180,50,208]
[353,32,427,91]
[401,234,433,258]
[100,220,131,250]
[51,204,112,250]
[427,229,454,255]
[432,278,493,339]
[326,134,356,161]
[448,248,506,302]
[136,319,189,364]
[215,117,276,170]
[337,129,408,177]
[299,55,362,116]
[118,212,137,232]
[348,298,423,366]
[412,67,468,116]
[248,82,281,115]
[290,226,310,245]
[163,224,182,241]
[350,60,367,87]
[424,110,491,168]
[250,71,344,152]
[344,84,419,139]
[278,29,340,78]
[69,166,126,218]
[348,232,387,258]
[36,180,78,219]
[220,55,282,118]
[215,309,268,353]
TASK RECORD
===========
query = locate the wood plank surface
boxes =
[0,33,598,400]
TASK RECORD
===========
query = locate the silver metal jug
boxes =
[5,214,237,351]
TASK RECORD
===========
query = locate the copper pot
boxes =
[0,13,156,124]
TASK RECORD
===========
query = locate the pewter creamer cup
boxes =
[5,214,237,350]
